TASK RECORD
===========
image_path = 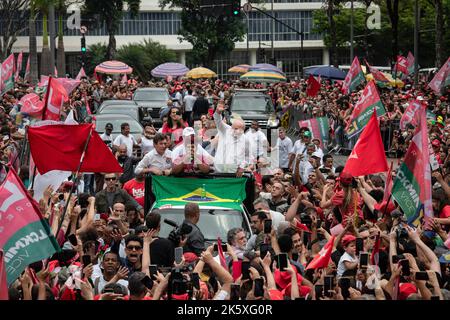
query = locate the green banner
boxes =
[152,176,247,211]
[347,102,386,138]
[349,71,365,93]
[391,162,421,219]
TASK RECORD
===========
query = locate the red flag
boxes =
[295,220,311,233]
[370,235,381,266]
[383,162,394,202]
[19,93,45,118]
[306,74,320,97]
[39,76,81,95]
[395,55,408,75]
[42,77,68,121]
[27,123,123,174]
[428,57,450,94]
[399,100,421,130]
[75,67,86,80]
[15,51,23,81]
[217,238,227,270]
[365,60,390,83]
[0,250,8,300]
[343,110,388,176]
[306,236,335,270]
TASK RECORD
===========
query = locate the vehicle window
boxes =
[231,95,271,112]
[100,107,139,119]
[95,118,142,133]
[156,208,249,241]
[134,90,169,101]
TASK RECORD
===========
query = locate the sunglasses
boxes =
[126,245,142,251]
[171,111,181,115]
[105,177,116,181]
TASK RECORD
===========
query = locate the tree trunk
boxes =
[40,13,51,76]
[364,1,371,61]
[57,14,65,77]
[327,0,338,67]
[49,2,56,76]
[29,10,38,85]
[435,0,443,68]
[386,0,399,67]
[106,20,116,60]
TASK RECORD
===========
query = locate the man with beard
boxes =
[116,144,140,185]
[213,102,252,176]
[91,251,129,295]
[283,227,307,274]
[246,210,269,252]
[227,227,248,260]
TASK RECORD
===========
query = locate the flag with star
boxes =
[306,236,335,270]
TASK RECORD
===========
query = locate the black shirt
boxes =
[150,237,175,268]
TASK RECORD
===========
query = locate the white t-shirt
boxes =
[245,129,268,159]
[91,264,129,295]
[183,95,197,112]
[171,143,214,167]
[140,136,154,155]
[276,136,293,169]
[269,210,286,231]
[113,134,137,157]
[134,149,172,174]
[337,252,358,277]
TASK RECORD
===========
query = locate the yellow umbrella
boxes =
[186,67,217,79]
[366,72,405,88]
[228,64,251,74]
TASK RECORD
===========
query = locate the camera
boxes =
[396,224,409,241]
[300,213,312,228]
[165,219,193,246]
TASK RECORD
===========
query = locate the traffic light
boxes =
[231,0,240,16]
[81,36,86,53]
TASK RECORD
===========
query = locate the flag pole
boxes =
[56,125,93,236]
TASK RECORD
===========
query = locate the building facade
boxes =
[11,0,336,78]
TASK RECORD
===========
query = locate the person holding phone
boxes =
[171,127,214,174]
[337,235,359,277]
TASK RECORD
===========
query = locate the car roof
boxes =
[100,100,137,106]
[134,87,169,92]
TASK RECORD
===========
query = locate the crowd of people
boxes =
[0,70,449,301]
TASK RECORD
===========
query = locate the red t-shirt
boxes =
[439,205,450,219]
[331,189,364,226]
[123,179,145,207]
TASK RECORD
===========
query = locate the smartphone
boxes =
[190,272,200,290]
[339,277,351,299]
[81,255,91,266]
[260,243,271,259]
[316,219,323,229]
[400,259,411,276]
[263,219,272,234]
[68,234,78,246]
[430,295,440,300]
[175,247,183,264]
[415,271,429,281]
[392,254,405,264]
[230,284,240,301]
[149,265,158,279]
[314,284,324,299]
[241,261,251,280]
[103,288,115,294]
[356,238,364,254]
[141,275,153,289]
[214,243,228,252]
[94,213,101,221]
[324,275,334,297]
[277,253,288,271]
[359,252,369,268]
[254,278,264,297]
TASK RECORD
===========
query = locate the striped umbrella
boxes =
[240,70,287,83]
[95,60,133,74]
[249,63,284,75]
[228,64,251,74]
[186,67,217,79]
[151,62,189,78]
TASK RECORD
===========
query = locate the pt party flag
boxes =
[306,74,321,97]
[306,236,335,270]
[42,77,69,121]
[0,167,60,284]
[298,117,330,150]
[343,111,388,177]
[428,57,450,95]
[342,56,365,95]
[0,53,15,95]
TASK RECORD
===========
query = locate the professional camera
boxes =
[396,224,409,242]
[165,219,193,246]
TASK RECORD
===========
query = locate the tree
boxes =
[0,0,30,60]
[29,1,39,85]
[385,0,400,66]
[159,0,257,67]
[433,0,444,67]
[34,0,52,76]
[83,0,141,60]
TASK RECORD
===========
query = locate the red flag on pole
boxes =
[76,67,86,80]
[306,74,321,97]
[24,56,30,81]
[27,123,123,174]
[370,235,381,266]
[306,236,335,270]
[343,110,388,176]
[15,51,23,81]
[42,76,69,121]
[0,250,8,300]
[217,238,227,270]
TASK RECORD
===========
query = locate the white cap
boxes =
[182,127,195,137]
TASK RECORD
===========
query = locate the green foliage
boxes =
[86,40,176,82]
[313,0,450,67]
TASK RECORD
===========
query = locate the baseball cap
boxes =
[105,123,113,129]
[303,131,312,138]
[342,234,356,247]
[182,127,195,137]
[339,172,353,187]
[399,283,417,300]
[432,139,441,147]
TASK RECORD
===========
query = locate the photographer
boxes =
[144,210,175,267]
[180,203,205,256]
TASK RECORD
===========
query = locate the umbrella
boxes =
[228,64,251,74]
[304,65,346,80]
[366,73,404,88]
[249,63,284,75]
[151,62,189,78]
[240,70,287,83]
[95,60,133,74]
[186,67,217,79]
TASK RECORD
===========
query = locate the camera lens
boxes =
[58,194,64,201]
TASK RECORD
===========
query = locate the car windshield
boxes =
[100,107,139,119]
[157,208,249,241]
[134,90,169,101]
[95,118,142,133]
[232,95,271,112]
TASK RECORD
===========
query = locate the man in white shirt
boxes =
[172,127,214,174]
[182,89,196,125]
[100,123,114,149]
[274,127,293,171]
[213,102,252,176]
[113,122,138,157]
[245,120,268,161]
[134,133,172,176]
[139,123,156,155]
[289,130,312,171]
[319,154,336,178]
[253,198,285,234]
[91,251,129,295]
